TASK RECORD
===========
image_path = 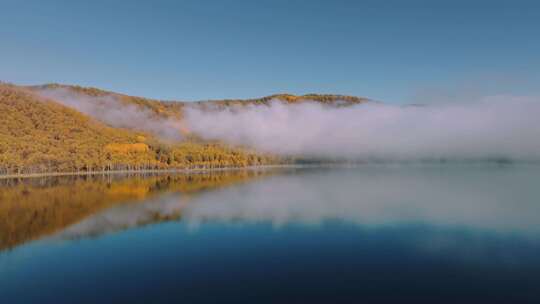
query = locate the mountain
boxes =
[1,82,369,176]
[0,83,279,175]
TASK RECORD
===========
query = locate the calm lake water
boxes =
[1,165,540,303]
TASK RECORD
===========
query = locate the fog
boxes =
[37,86,540,161]
[184,96,540,161]
[37,88,183,140]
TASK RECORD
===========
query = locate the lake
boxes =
[1,165,539,303]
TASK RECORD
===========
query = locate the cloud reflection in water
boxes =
[55,165,540,240]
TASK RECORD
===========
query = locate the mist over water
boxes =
[36,87,540,162]
[185,96,540,161]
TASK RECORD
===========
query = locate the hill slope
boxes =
[0,84,279,175]
[2,82,370,176]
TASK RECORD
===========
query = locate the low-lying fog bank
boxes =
[185,96,540,161]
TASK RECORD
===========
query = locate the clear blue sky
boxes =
[1,0,539,103]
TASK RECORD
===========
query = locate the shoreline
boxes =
[0,164,302,180]
[2,161,538,180]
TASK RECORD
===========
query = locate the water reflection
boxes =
[0,170,272,250]
[2,165,540,303]
[55,193,190,240]
[182,165,540,236]
[2,165,540,251]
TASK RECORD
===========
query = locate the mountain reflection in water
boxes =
[0,169,273,250]
[1,165,540,303]
[3,165,540,250]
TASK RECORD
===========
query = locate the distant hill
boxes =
[0,83,281,176]
[1,82,369,176]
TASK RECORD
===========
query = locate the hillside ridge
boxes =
[29,83,369,105]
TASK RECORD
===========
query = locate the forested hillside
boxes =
[0,84,279,175]
[1,82,368,176]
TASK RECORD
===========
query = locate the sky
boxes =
[1,0,539,103]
